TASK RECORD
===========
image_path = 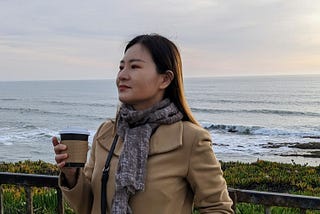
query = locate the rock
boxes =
[288,142,320,149]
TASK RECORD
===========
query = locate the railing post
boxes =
[25,186,33,214]
[0,185,3,214]
[56,188,64,214]
[228,189,237,213]
[264,206,271,214]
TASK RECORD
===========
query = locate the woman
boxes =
[53,34,234,214]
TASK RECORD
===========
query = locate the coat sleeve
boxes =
[186,128,234,214]
[59,122,105,214]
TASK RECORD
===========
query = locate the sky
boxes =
[0,0,320,81]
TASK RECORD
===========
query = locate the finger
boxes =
[54,144,67,154]
[55,153,68,163]
[52,136,59,147]
[57,161,66,168]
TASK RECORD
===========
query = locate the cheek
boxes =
[141,78,152,87]
[139,79,156,93]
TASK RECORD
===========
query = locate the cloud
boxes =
[0,0,320,80]
[0,35,123,80]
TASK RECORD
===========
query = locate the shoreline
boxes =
[1,140,319,166]
[215,140,320,166]
[216,153,320,166]
[2,154,319,167]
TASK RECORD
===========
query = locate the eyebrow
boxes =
[120,59,146,64]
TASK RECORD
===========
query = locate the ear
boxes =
[159,70,174,89]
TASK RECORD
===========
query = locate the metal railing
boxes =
[0,172,63,214]
[1,172,320,214]
[228,188,320,214]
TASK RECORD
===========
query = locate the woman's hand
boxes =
[52,136,77,187]
[52,136,68,168]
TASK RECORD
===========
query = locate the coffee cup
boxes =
[59,127,90,167]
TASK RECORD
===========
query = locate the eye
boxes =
[119,65,124,71]
[131,64,140,69]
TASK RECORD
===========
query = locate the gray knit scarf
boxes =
[111,98,183,214]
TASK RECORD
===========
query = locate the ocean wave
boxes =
[204,123,317,137]
[0,107,106,120]
[0,126,95,148]
[21,123,38,129]
[189,98,320,106]
[0,98,19,101]
[205,124,260,135]
[1,107,71,116]
[0,127,59,143]
[192,108,320,117]
[43,100,116,108]
[0,107,44,113]
[0,98,116,108]
[191,99,281,105]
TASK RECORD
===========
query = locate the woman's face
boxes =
[116,43,168,110]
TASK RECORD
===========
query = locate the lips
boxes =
[118,84,130,91]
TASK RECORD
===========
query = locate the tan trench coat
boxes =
[59,120,234,213]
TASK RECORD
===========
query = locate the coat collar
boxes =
[149,121,183,155]
[97,121,183,156]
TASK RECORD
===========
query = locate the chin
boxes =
[118,97,132,105]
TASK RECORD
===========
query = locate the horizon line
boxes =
[1,73,319,82]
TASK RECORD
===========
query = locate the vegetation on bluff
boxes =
[0,160,319,213]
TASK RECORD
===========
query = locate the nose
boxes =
[117,67,129,81]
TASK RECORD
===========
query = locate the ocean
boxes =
[1,75,319,165]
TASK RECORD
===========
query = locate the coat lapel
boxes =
[96,121,123,157]
[149,121,183,155]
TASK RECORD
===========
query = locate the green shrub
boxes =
[221,160,320,196]
[1,160,320,213]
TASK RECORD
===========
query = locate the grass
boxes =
[221,160,320,196]
[0,160,320,213]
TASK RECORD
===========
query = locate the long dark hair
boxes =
[124,34,199,125]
